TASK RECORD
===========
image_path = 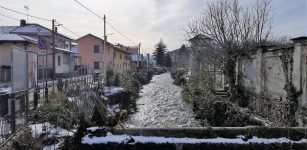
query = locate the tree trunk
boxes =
[226,57,236,101]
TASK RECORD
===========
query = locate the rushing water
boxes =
[123,72,201,128]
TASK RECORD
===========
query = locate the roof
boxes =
[76,33,112,46]
[291,36,307,41]
[77,33,130,54]
[0,26,18,34]
[55,47,73,53]
[10,24,73,40]
[0,34,37,44]
[188,34,212,41]
[113,46,129,54]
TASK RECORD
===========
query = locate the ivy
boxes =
[279,47,301,126]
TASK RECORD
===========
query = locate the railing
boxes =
[0,87,46,146]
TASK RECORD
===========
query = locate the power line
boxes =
[0,13,19,21]
[73,0,103,20]
[106,21,138,45]
[55,21,81,38]
[61,25,81,38]
[73,0,138,45]
[1,5,80,38]
[0,5,52,21]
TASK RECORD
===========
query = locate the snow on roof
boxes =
[0,26,18,34]
[0,34,27,41]
[55,47,73,53]
[10,24,73,40]
[11,24,50,34]
[20,35,38,43]
[0,34,38,44]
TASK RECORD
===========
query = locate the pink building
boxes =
[76,34,130,75]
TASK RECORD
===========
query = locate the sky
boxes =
[1,0,306,54]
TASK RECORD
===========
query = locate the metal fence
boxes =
[0,87,48,146]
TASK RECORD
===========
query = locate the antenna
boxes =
[24,5,29,22]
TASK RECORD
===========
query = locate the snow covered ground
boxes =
[81,132,307,145]
[29,122,75,150]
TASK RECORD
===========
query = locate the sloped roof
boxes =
[0,34,37,44]
[10,24,72,40]
[188,34,212,41]
[77,33,129,54]
[0,34,25,41]
[0,26,18,34]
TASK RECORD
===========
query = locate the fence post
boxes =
[45,85,48,103]
[10,94,16,133]
[25,90,29,123]
[34,87,39,110]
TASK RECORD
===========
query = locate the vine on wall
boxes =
[279,47,301,126]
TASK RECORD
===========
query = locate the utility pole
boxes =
[52,19,55,92]
[137,43,141,71]
[25,43,29,123]
[103,15,107,81]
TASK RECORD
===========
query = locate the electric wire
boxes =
[73,0,138,45]
[0,5,80,38]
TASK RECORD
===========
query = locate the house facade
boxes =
[0,20,78,81]
[76,34,130,76]
[168,48,190,69]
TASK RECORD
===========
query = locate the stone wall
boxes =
[237,37,307,126]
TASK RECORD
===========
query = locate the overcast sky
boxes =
[1,0,306,54]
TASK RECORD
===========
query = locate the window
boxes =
[94,45,100,53]
[114,52,116,58]
[120,54,122,59]
[94,62,99,69]
[58,55,61,66]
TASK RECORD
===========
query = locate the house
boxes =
[0,34,37,84]
[168,48,190,69]
[130,54,143,70]
[0,20,78,81]
[76,34,130,76]
[188,34,225,89]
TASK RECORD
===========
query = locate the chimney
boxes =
[20,19,26,26]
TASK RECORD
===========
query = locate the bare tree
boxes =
[186,0,272,98]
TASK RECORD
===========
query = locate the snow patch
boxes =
[103,86,124,96]
[0,87,11,94]
[81,132,307,145]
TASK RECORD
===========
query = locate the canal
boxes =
[123,72,201,128]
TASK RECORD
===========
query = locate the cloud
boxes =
[1,0,306,53]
